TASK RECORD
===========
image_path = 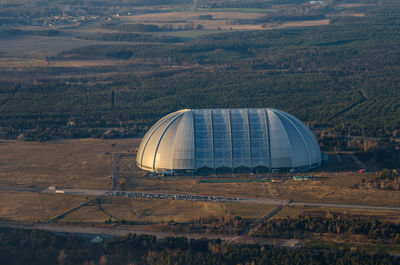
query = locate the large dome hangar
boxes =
[136,108,321,174]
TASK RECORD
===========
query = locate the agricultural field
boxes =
[0,35,102,57]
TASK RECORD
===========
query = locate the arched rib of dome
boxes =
[137,111,180,169]
[230,109,251,168]
[273,109,311,168]
[264,109,272,169]
[140,110,186,171]
[286,113,321,165]
[172,111,195,169]
[248,108,269,168]
[154,113,185,171]
[194,109,214,169]
[212,109,232,169]
[267,109,293,169]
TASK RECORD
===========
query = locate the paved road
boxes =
[290,201,400,212]
[241,198,400,212]
[42,188,109,196]
[112,153,119,191]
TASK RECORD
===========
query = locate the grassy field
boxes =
[0,35,144,57]
[119,11,329,31]
[126,177,267,197]
[266,174,400,206]
[161,7,275,13]
[61,197,275,224]
[122,11,266,22]
[123,148,400,206]
[1,138,399,207]
[0,191,92,222]
[0,138,139,189]
[119,11,266,31]
[0,138,399,235]
[0,58,48,67]
[123,173,400,206]
[153,29,232,38]
[0,58,126,68]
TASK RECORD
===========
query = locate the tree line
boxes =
[365,168,400,191]
[1,226,399,265]
[251,215,400,243]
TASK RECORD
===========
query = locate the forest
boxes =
[1,8,400,135]
[1,227,399,265]
[0,1,399,154]
[251,215,400,242]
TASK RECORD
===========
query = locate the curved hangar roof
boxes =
[136,108,321,172]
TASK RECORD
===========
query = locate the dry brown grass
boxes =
[121,11,265,23]
[0,138,139,189]
[0,58,124,68]
[126,177,267,198]
[224,202,275,219]
[336,4,375,8]
[339,13,365,17]
[48,60,123,67]
[125,163,400,206]
[275,19,330,28]
[61,197,275,224]
[0,191,91,222]
[1,138,399,226]
[120,12,330,31]
[0,58,48,67]
[266,170,400,206]
[123,154,400,205]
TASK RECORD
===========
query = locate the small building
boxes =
[90,236,103,243]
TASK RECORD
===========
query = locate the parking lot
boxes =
[107,191,241,202]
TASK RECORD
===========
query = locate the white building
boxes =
[136,108,321,173]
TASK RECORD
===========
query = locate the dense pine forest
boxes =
[1,227,399,265]
[0,0,399,148]
[251,215,400,242]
